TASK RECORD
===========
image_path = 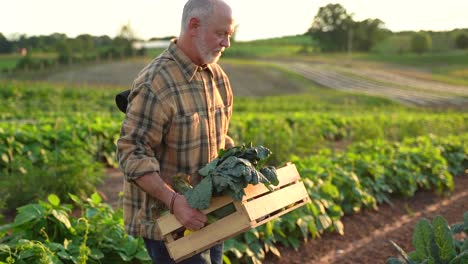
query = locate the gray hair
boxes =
[180,0,216,33]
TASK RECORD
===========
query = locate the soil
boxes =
[273,60,468,109]
[43,59,312,98]
[97,169,468,264]
[42,59,468,109]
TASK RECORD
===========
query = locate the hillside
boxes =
[40,57,468,109]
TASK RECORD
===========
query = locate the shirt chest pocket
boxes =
[166,112,203,151]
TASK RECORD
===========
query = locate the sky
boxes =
[1,0,468,41]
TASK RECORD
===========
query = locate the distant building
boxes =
[18,47,27,56]
[133,40,171,50]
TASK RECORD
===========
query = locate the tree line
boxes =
[1,3,467,66]
[0,24,156,72]
[308,4,468,53]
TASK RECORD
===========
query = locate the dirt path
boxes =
[98,169,468,264]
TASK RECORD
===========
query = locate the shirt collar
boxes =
[167,39,213,82]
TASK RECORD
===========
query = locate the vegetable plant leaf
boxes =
[198,157,219,177]
[412,218,433,260]
[260,166,279,186]
[13,204,46,227]
[448,250,468,264]
[184,176,213,210]
[432,215,456,263]
[90,192,102,205]
[389,240,412,263]
[52,209,71,229]
[48,194,61,207]
[186,144,278,209]
[463,240,468,251]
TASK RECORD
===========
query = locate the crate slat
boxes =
[167,210,251,262]
[242,162,300,200]
[253,196,311,228]
[156,162,310,263]
[157,195,234,236]
[244,181,309,222]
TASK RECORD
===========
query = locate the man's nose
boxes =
[221,36,230,48]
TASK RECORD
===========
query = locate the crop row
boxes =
[1,132,466,263]
[1,112,467,211]
[224,134,468,262]
[1,79,467,262]
[1,113,467,263]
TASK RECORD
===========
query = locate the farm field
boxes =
[99,162,468,263]
[1,51,467,263]
[265,175,468,263]
[38,56,468,109]
[277,61,468,108]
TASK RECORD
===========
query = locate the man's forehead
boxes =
[214,22,235,33]
[210,15,235,28]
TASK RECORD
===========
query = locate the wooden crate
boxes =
[156,162,310,263]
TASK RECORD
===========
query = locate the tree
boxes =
[308,4,353,52]
[352,19,389,52]
[455,33,468,49]
[38,33,67,52]
[118,22,137,42]
[0,33,13,53]
[95,35,113,47]
[75,34,95,52]
[411,32,432,54]
[56,39,73,64]
[116,23,137,57]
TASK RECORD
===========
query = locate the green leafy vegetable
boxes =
[182,143,279,210]
[387,212,467,264]
[184,176,213,210]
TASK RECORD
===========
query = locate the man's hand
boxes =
[133,172,207,230]
[172,194,207,230]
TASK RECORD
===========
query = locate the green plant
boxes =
[0,124,105,211]
[0,193,151,263]
[387,212,468,264]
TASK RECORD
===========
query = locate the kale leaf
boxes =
[184,176,213,210]
[182,143,279,209]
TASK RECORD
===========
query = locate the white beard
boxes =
[195,35,222,64]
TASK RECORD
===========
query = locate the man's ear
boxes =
[188,17,200,33]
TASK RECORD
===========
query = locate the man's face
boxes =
[195,10,235,64]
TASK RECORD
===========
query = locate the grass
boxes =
[0,79,123,119]
[233,93,406,114]
[242,34,313,45]
[223,43,310,59]
[0,54,20,70]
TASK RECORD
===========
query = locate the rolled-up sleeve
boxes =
[117,84,168,181]
[224,134,235,149]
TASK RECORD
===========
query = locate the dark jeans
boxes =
[144,238,223,264]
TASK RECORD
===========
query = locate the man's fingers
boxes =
[173,196,208,230]
[194,220,206,229]
[187,223,202,230]
[195,211,208,223]
[192,218,206,229]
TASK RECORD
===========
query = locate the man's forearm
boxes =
[134,171,176,208]
[135,171,208,230]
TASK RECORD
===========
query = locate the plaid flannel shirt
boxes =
[117,40,235,239]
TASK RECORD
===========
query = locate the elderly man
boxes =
[116,0,236,263]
